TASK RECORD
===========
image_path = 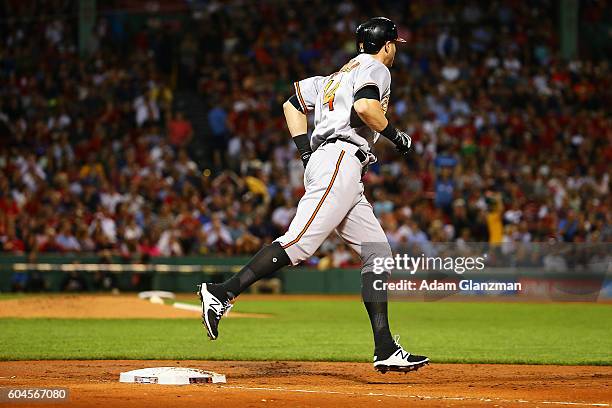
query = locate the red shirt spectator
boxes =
[167,112,194,147]
[0,197,19,217]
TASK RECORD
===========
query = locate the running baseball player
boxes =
[199,17,429,373]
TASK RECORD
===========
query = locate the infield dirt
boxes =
[0,294,267,319]
[0,360,610,407]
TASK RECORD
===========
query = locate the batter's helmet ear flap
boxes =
[356,23,366,53]
[361,24,381,54]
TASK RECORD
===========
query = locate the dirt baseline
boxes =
[0,360,610,407]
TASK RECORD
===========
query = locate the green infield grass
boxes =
[0,298,610,364]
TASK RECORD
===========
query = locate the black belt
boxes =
[322,138,368,163]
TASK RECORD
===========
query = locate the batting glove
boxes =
[392,130,412,155]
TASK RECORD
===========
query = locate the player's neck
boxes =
[370,52,387,67]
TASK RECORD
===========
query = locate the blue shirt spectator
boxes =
[208,107,228,137]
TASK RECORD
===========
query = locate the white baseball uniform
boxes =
[276,53,393,266]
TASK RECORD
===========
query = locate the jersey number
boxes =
[323,75,341,111]
[322,60,359,111]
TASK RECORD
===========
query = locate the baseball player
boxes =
[199,17,429,373]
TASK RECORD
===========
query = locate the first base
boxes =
[119,367,226,385]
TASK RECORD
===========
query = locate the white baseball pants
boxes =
[276,140,390,266]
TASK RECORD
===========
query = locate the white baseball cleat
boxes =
[373,336,429,374]
[197,283,233,340]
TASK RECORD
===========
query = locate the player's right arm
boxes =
[352,65,411,155]
[353,97,388,132]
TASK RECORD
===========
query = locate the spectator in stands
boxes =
[207,100,230,169]
[167,111,194,148]
[0,0,609,272]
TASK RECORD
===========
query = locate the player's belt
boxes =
[322,138,368,163]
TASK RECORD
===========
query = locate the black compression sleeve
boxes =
[380,122,398,142]
[293,133,312,155]
[220,242,291,299]
[287,94,304,113]
[354,85,380,102]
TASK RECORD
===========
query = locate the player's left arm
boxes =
[283,96,311,167]
[283,77,325,167]
[283,96,308,136]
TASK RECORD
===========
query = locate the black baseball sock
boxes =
[361,272,396,357]
[212,242,291,300]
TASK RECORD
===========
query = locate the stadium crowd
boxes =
[0,0,610,268]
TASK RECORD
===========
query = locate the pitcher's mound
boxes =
[0,295,269,319]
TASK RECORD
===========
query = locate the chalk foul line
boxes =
[217,385,610,407]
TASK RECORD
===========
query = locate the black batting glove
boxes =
[393,130,412,156]
[380,123,412,156]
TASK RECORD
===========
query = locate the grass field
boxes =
[1,297,610,365]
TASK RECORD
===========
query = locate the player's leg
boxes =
[335,197,395,355]
[336,196,429,372]
[198,241,290,340]
[199,144,362,339]
[276,145,362,265]
[220,145,361,296]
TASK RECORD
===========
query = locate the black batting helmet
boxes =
[356,17,406,54]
